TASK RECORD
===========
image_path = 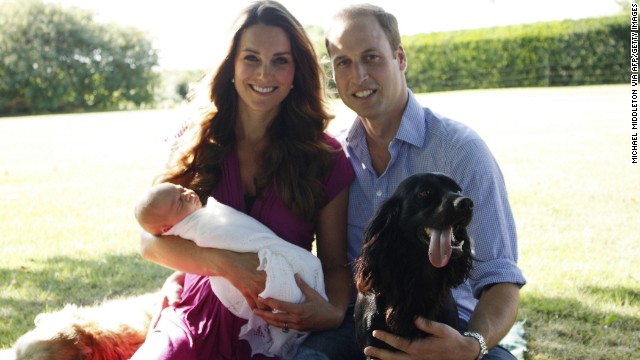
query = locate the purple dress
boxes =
[134,135,354,360]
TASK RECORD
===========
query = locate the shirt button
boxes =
[376,190,382,197]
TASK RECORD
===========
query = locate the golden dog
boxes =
[9,293,159,360]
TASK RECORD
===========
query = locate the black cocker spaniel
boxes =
[354,172,474,353]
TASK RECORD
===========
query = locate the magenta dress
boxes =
[134,134,355,360]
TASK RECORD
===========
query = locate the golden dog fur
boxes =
[8,293,159,360]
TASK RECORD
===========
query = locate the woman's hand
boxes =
[253,187,353,333]
[220,251,269,311]
[148,271,185,332]
[140,230,269,311]
[253,274,344,332]
[161,271,186,306]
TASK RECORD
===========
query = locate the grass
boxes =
[1,85,638,359]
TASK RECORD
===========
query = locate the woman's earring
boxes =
[231,78,235,83]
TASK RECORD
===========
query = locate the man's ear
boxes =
[397,45,408,72]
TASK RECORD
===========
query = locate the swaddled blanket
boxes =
[164,197,326,359]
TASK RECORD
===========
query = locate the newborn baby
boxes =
[134,183,327,359]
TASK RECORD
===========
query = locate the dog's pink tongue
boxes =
[428,227,452,268]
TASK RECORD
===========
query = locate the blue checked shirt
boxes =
[342,90,526,321]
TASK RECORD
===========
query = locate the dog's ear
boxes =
[354,235,375,293]
[356,196,404,294]
[363,196,402,242]
[448,227,474,286]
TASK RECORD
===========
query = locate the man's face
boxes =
[327,15,407,122]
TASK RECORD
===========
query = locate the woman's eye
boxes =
[273,57,289,65]
[418,190,430,198]
[244,55,259,62]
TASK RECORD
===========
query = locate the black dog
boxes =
[354,172,474,354]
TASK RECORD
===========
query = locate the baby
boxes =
[134,183,326,359]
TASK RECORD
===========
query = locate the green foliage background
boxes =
[0,0,159,115]
[402,16,628,92]
[0,2,630,114]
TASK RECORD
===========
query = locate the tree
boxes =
[0,0,159,115]
[304,24,335,91]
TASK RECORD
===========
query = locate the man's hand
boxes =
[363,317,479,360]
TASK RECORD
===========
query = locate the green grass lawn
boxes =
[1,85,638,359]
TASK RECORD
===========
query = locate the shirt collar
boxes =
[396,90,426,148]
[346,89,425,149]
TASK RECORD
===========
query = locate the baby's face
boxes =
[157,183,203,229]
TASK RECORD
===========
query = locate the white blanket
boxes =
[164,197,326,359]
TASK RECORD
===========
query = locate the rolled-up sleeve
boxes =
[450,138,526,299]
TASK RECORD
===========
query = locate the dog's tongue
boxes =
[428,227,452,268]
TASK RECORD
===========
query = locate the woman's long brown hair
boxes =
[157,0,335,221]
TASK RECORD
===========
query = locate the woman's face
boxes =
[234,24,295,120]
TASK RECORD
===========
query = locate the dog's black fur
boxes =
[354,172,474,353]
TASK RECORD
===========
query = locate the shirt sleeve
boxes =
[449,138,526,299]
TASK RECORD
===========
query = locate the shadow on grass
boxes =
[0,253,172,348]
[520,291,640,359]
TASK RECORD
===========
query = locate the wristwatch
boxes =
[463,331,489,360]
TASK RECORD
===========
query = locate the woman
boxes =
[132,1,354,359]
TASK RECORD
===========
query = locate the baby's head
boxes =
[134,183,202,235]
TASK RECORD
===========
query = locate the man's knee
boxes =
[294,330,363,360]
[484,345,517,360]
[292,308,364,360]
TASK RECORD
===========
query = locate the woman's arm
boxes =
[314,186,352,322]
[254,187,352,331]
[140,232,267,310]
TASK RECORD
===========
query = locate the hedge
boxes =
[403,15,629,92]
[0,0,159,115]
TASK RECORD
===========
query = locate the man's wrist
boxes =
[463,331,489,360]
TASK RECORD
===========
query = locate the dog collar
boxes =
[463,331,488,360]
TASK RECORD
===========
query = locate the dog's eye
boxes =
[418,190,430,198]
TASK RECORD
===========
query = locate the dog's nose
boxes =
[455,197,474,211]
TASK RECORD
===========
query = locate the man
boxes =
[322,4,527,360]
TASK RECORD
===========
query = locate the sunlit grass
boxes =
[422,85,639,359]
[1,86,638,359]
[0,110,176,346]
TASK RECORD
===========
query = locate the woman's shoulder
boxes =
[320,132,354,195]
[320,132,343,151]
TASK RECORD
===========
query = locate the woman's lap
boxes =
[131,307,196,360]
[132,275,276,360]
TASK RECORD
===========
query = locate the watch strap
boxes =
[463,331,489,360]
